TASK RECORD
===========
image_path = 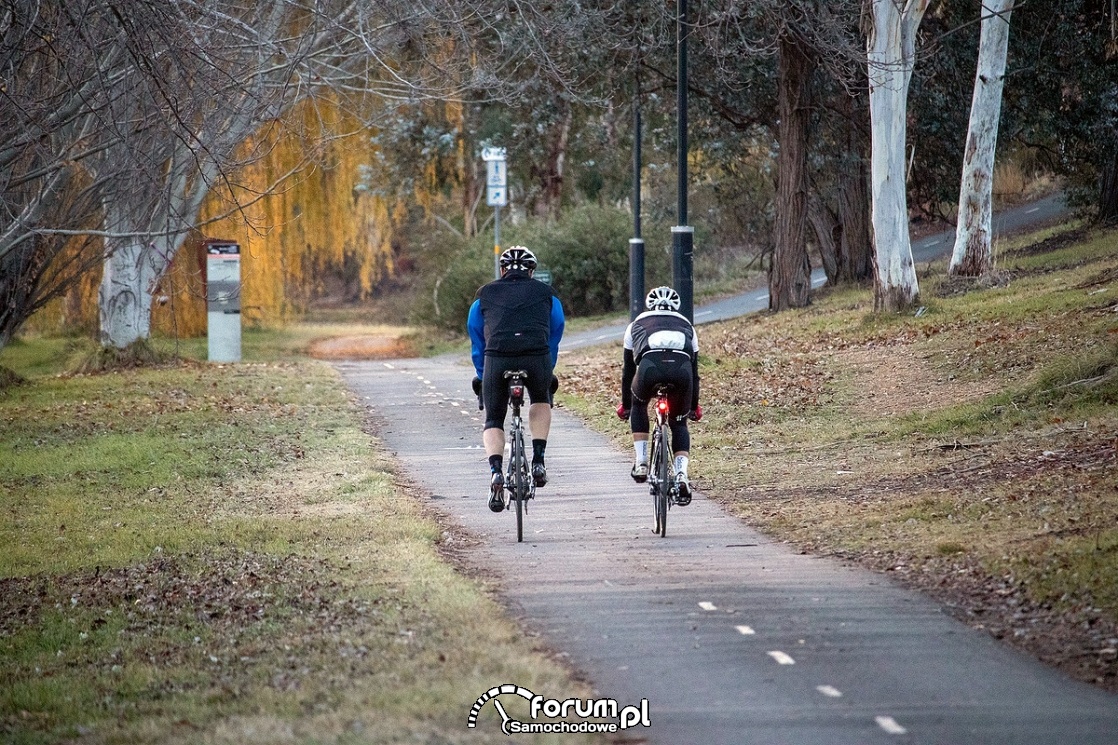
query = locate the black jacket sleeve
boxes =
[690,352,700,412]
[621,348,636,408]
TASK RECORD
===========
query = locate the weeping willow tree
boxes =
[150,101,401,336]
[33,94,486,338]
[35,98,401,337]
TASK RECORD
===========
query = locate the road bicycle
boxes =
[500,369,534,542]
[648,385,678,537]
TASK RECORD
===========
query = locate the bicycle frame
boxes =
[504,370,533,543]
[648,387,676,536]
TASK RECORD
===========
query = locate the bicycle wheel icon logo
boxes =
[467,684,534,735]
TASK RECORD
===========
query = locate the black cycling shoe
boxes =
[675,475,692,506]
[488,472,505,512]
[631,462,648,483]
[532,461,548,488]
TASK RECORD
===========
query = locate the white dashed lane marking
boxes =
[767,651,795,665]
[735,625,755,635]
[1026,206,1040,213]
[698,601,718,611]
[875,716,907,735]
[816,685,842,698]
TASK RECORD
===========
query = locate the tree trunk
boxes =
[0,237,47,355]
[867,0,930,312]
[838,87,873,283]
[457,102,479,239]
[838,167,873,281]
[770,31,815,311]
[950,0,1014,276]
[97,119,233,350]
[808,193,840,284]
[533,101,572,220]
[1100,143,1118,225]
[98,238,171,349]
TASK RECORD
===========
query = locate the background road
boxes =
[335,340,1118,744]
[562,191,1069,351]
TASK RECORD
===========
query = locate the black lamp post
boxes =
[630,79,645,320]
[673,0,694,321]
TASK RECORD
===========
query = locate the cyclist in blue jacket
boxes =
[468,246,565,512]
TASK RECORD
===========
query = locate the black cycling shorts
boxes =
[482,353,553,431]
[631,350,692,441]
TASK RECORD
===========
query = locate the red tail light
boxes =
[511,385,524,398]
[657,398,670,415]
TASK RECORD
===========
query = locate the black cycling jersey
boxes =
[474,271,558,357]
[625,309,697,364]
[621,309,700,413]
[467,269,565,433]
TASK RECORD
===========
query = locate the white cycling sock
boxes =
[634,440,648,464]
[674,455,689,477]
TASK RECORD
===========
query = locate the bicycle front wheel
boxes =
[652,425,670,537]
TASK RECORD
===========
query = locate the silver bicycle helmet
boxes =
[499,245,537,272]
[645,286,681,311]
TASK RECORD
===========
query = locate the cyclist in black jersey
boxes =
[616,286,702,505]
[467,246,566,512]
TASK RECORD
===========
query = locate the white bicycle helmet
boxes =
[499,245,537,272]
[645,286,681,311]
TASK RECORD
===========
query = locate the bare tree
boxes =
[866,0,931,311]
[949,0,1015,277]
[0,1,182,350]
[96,2,307,349]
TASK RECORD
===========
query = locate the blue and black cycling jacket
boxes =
[467,269,565,380]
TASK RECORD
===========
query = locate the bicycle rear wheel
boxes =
[652,425,670,537]
[510,429,526,543]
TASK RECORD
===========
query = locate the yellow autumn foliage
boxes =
[31,97,398,338]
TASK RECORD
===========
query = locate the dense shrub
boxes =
[415,205,673,330]
[519,205,671,316]
[413,236,494,331]
[518,205,626,316]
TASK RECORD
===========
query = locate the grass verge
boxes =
[559,221,1118,692]
[0,346,604,743]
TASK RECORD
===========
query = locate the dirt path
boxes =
[307,334,408,360]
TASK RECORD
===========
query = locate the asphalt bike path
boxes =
[335,352,1118,744]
